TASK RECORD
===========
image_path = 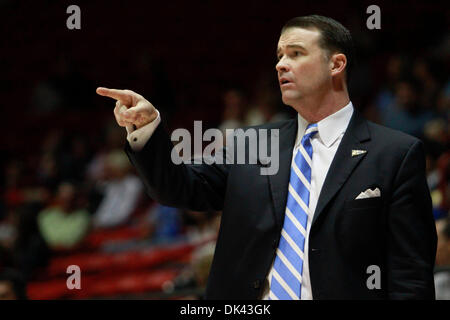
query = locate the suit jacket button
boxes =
[253,280,261,289]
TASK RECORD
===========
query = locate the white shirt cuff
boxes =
[126,109,161,151]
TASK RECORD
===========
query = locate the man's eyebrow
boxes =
[277,44,307,56]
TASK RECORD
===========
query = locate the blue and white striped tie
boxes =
[269,123,318,300]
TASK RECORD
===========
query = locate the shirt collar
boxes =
[295,101,354,148]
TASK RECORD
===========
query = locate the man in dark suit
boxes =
[96,15,437,299]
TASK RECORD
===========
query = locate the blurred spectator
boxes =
[36,153,60,192]
[218,89,247,133]
[13,202,50,280]
[435,217,450,300]
[92,150,143,229]
[369,54,406,122]
[4,160,26,209]
[436,152,450,212]
[0,245,14,270]
[381,77,437,138]
[218,88,248,148]
[30,54,94,114]
[165,241,218,299]
[245,74,291,126]
[145,203,183,244]
[191,241,217,291]
[34,130,64,192]
[0,201,5,223]
[101,203,184,253]
[86,122,126,182]
[438,80,450,112]
[436,217,450,267]
[161,210,220,299]
[412,58,441,111]
[59,135,92,183]
[0,209,16,252]
[0,268,27,300]
[245,89,290,126]
[184,210,220,244]
[37,182,91,250]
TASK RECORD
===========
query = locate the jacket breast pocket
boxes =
[337,197,385,261]
[344,197,383,211]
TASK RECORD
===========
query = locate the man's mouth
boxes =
[279,77,294,87]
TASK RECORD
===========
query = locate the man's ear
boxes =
[330,53,347,77]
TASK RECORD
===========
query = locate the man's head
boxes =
[276,15,354,107]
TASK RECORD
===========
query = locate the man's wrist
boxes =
[127,109,161,151]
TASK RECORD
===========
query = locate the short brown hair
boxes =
[282,15,355,83]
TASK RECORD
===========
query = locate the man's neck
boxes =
[292,91,350,123]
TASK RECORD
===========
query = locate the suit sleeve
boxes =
[124,122,229,212]
[387,140,437,299]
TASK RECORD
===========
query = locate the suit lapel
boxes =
[261,111,371,230]
[264,118,298,228]
[311,110,371,229]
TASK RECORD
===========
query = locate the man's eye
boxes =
[293,51,301,57]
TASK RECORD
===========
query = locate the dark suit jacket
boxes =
[125,110,437,299]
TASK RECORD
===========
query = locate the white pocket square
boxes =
[355,187,381,199]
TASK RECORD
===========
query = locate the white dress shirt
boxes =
[126,109,161,151]
[261,102,354,300]
[127,102,354,300]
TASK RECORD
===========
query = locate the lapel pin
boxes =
[352,149,367,157]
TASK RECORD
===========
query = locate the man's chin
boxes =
[281,93,300,106]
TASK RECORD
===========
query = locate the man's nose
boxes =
[276,58,289,73]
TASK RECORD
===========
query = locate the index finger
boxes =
[96,87,132,105]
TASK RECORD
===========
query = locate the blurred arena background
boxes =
[0,0,448,300]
